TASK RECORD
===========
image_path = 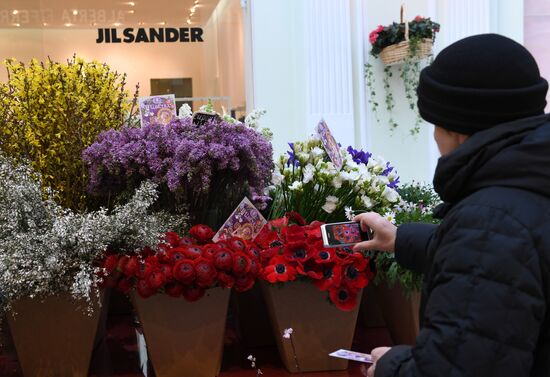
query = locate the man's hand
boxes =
[365,347,392,377]
[353,212,397,252]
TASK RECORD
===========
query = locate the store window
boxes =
[525,0,550,111]
[0,0,246,117]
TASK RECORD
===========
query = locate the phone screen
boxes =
[322,222,369,247]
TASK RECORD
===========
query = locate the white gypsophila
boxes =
[178,103,192,119]
[244,108,267,130]
[0,153,179,311]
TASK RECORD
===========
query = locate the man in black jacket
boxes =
[354,34,550,377]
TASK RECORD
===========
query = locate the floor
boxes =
[0,288,393,377]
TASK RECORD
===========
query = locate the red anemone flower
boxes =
[194,258,217,287]
[164,232,181,247]
[314,263,343,291]
[189,224,215,244]
[263,256,297,283]
[165,282,183,298]
[173,259,195,284]
[283,241,310,263]
[281,224,307,243]
[296,259,323,280]
[136,279,155,298]
[217,271,235,288]
[234,274,255,293]
[233,252,252,275]
[213,248,234,271]
[329,285,359,311]
[227,237,247,253]
[123,255,140,277]
[182,284,206,302]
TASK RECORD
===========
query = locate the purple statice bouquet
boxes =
[83,117,273,228]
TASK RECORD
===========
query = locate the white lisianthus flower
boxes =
[383,210,397,224]
[289,181,303,191]
[332,175,343,189]
[302,164,315,183]
[178,103,192,119]
[382,186,400,203]
[361,195,374,209]
[311,147,325,158]
[272,170,284,185]
[322,195,339,213]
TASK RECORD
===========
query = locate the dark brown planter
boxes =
[374,281,420,345]
[261,281,362,373]
[8,293,101,377]
[132,287,230,377]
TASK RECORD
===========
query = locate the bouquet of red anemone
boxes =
[256,213,374,311]
[98,225,262,302]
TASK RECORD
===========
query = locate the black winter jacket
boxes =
[376,114,550,377]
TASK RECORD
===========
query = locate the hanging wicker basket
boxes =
[379,5,434,66]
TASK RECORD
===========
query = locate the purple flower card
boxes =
[138,95,177,127]
[316,119,343,169]
[213,197,267,242]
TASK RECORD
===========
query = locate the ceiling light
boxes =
[194,0,199,4]
[12,10,18,15]
[72,10,78,16]
[14,23,20,27]
[159,21,166,25]
[114,22,121,26]
[128,10,135,14]
[43,22,48,26]
[128,1,135,6]
[138,21,144,25]
[64,23,72,27]
[91,22,97,26]
[186,19,192,24]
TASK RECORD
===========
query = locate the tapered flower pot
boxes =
[374,281,420,345]
[132,287,231,377]
[7,293,101,377]
[261,281,362,373]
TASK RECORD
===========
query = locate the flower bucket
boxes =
[373,281,420,345]
[7,293,102,377]
[261,281,362,373]
[132,286,231,377]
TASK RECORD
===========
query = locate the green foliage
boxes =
[374,182,441,294]
[0,56,138,211]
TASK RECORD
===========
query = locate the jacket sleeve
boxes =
[375,204,545,377]
[394,223,438,273]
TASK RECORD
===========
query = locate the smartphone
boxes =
[320,221,370,248]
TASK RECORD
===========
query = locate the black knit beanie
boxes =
[417,33,548,134]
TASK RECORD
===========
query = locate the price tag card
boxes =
[138,94,177,127]
[213,197,267,242]
[316,119,343,169]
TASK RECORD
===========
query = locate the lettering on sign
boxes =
[96,27,204,43]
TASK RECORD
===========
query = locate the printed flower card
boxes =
[138,94,177,127]
[316,119,343,169]
[213,197,267,242]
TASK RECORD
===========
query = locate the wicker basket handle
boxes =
[401,4,409,42]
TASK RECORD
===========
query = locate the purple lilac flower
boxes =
[83,117,273,220]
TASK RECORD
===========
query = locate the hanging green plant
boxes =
[365,8,439,135]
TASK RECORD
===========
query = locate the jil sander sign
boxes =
[96,27,204,43]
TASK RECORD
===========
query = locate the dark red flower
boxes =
[141,247,154,258]
[189,224,215,244]
[342,253,370,289]
[255,229,283,249]
[168,247,186,264]
[314,264,343,291]
[213,248,234,271]
[216,241,229,249]
[137,279,155,298]
[117,278,133,294]
[227,237,247,252]
[329,285,359,311]
[164,232,181,247]
[103,254,119,274]
[217,271,235,288]
[159,263,174,281]
[305,223,323,241]
[233,252,251,275]
[182,284,205,302]
[234,275,255,293]
[246,244,261,260]
[116,255,129,272]
[123,256,140,277]
[137,258,157,279]
[195,258,217,287]
[296,259,323,280]
[173,259,196,284]
[285,211,306,226]
[202,243,221,259]
[249,259,261,277]
[263,256,297,283]
[148,270,166,290]
[179,237,195,247]
[165,282,183,298]
[283,241,310,263]
[183,246,204,260]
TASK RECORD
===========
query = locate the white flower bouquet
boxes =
[268,136,401,222]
